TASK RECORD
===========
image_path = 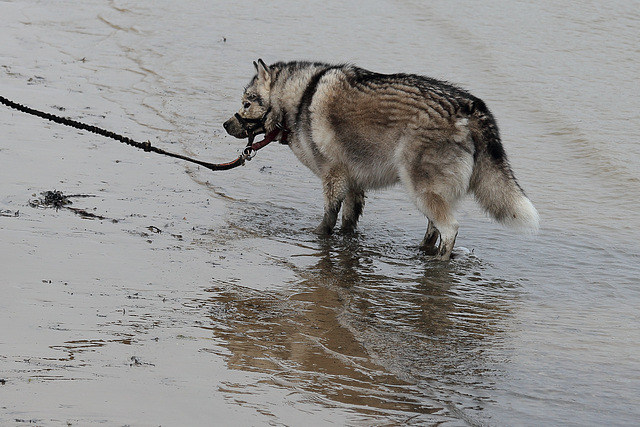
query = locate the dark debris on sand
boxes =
[29,190,114,221]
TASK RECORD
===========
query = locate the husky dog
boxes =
[224,60,539,260]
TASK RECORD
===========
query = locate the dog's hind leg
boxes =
[415,193,459,260]
[341,188,365,233]
[401,162,467,260]
[420,220,440,255]
[432,219,458,261]
[315,168,349,235]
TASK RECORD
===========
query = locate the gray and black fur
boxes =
[224,60,539,260]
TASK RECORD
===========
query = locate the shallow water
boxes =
[2,0,639,425]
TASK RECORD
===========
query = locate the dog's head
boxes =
[223,59,275,139]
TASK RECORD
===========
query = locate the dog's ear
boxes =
[254,59,271,87]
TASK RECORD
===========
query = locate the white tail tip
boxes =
[504,196,539,234]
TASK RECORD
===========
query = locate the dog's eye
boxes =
[243,102,251,109]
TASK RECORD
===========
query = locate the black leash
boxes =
[0,95,263,171]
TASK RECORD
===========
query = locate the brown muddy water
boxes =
[2,0,639,426]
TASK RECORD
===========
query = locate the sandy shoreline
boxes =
[2,4,268,424]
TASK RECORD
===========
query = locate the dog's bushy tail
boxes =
[469,101,539,233]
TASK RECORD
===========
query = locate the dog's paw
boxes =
[313,223,333,236]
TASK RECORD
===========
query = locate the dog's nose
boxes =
[223,120,230,131]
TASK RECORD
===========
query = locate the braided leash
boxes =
[0,95,271,171]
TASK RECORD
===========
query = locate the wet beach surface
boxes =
[2,0,640,426]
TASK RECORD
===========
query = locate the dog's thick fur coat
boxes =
[224,60,539,260]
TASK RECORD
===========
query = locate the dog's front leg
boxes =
[341,188,365,233]
[314,169,349,235]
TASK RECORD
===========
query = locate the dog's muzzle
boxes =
[223,107,271,139]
